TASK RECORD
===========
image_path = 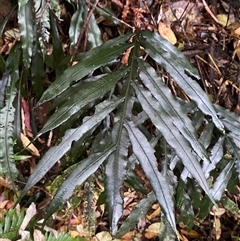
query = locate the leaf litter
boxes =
[0,0,240,240]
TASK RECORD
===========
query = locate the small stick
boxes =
[69,0,100,66]
[202,0,221,25]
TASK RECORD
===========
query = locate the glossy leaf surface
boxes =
[38,34,132,105]
[139,31,224,132]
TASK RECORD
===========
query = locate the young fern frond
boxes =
[0,207,25,239]
[0,206,81,241]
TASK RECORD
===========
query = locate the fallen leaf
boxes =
[4,28,20,41]
[213,216,221,240]
[20,133,40,157]
[234,27,240,36]
[17,230,30,241]
[233,40,240,61]
[0,200,9,209]
[146,206,160,220]
[19,203,37,234]
[94,231,116,241]
[145,222,161,239]
[180,229,201,238]
[217,14,230,26]
[70,230,80,238]
[33,229,45,241]
[211,206,226,216]
[160,1,203,28]
[43,226,58,237]
[121,231,136,241]
[158,21,177,45]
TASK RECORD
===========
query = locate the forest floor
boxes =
[1,0,240,240]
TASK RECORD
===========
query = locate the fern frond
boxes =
[45,232,83,241]
[0,71,19,183]
[0,206,25,239]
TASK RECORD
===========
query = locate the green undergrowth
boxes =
[0,204,83,241]
[0,0,240,239]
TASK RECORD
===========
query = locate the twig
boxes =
[202,0,221,25]
[88,1,135,30]
[69,0,100,66]
[169,2,191,46]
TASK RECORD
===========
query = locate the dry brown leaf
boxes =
[145,222,161,239]
[178,231,188,241]
[158,21,177,45]
[228,22,240,38]
[94,231,121,241]
[228,22,240,29]
[146,206,161,220]
[180,229,201,239]
[20,133,40,157]
[0,177,12,189]
[0,200,9,209]
[235,27,240,36]
[121,231,138,241]
[233,40,240,61]
[160,1,203,28]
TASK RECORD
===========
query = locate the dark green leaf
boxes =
[0,54,6,74]
[50,10,66,76]
[177,192,194,231]
[139,31,224,132]
[221,196,240,217]
[125,120,176,232]
[0,71,10,108]
[105,123,129,235]
[88,14,103,49]
[0,66,20,184]
[138,60,209,163]
[45,144,115,222]
[18,0,34,68]
[125,171,147,195]
[38,67,129,136]
[105,33,139,235]
[17,98,124,202]
[203,137,224,179]
[210,160,234,200]
[38,34,133,105]
[116,192,156,238]
[198,196,213,221]
[69,0,87,46]
[30,25,44,98]
[133,83,213,202]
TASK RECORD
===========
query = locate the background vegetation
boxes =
[0,0,240,240]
